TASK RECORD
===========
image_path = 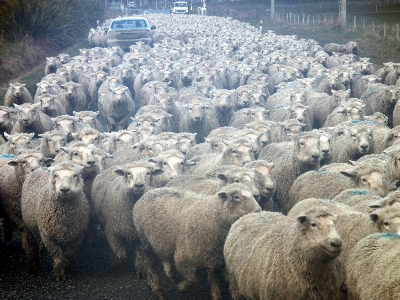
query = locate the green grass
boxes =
[0,39,90,105]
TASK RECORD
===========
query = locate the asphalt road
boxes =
[0,230,233,300]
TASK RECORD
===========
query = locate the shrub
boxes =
[0,0,104,46]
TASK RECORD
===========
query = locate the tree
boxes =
[338,0,346,27]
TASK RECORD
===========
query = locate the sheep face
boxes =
[177,134,196,155]
[370,207,400,235]
[218,184,261,221]
[114,165,158,196]
[0,108,14,130]
[290,104,309,123]
[186,101,209,124]
[15,103,41,126]
[53,116,80,136]
[290,90,306,104]
[36,81,52,95]
[72,130,102,147]
[10,83,27,99]
[110,131,134,152]
[8,151,53,176]
[74,111,100,127]
[60,82,81,100]
[134,126,158,143]
[4,133,34,155]
[341,167,392,197]
[62,145,97,170]
[235,90,251,110]
[50,164,84,200]
[38,94,56,112]
[223,140,255,166]
[218,169,260,200]
[296,134,321,166]
[349,127,373,155]
[154,94,174,111]
[40,131,68,158]
[297,213,342,258]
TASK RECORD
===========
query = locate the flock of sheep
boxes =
[2,12,400,300]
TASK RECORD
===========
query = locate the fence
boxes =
[274,11,400,41]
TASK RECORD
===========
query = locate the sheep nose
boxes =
[87,160,95,165]
[55,149,60,153]
[135,183,144,188]
[312,154,320,160]
[330,238,342,248]
[60,187,70,193]
[195,116,201,120]
[322,149,329,153]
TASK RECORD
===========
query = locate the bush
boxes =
[0,0,104,47]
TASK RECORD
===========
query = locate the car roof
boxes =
[111,17,148,22]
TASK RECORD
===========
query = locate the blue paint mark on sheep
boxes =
[347,189,372,196]
[0,154,17,159]
[377,233,400,240]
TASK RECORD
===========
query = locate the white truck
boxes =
[170,1,188,14]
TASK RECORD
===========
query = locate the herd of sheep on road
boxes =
[2,13,400,300]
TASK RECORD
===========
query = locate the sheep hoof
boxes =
[177,280,192,292]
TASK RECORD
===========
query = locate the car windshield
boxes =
[111,20,147,30]
[175,3,187,7]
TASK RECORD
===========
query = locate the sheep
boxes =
[323,99,366,127]
[177,66,196,89]
[211,89,237,127]
[90,161,162,263]
[384,62,400,86]
[332,188,383,213]
[73,110,104,132]
[52,115,87,141]
[288,160,395,211]
[34,81,60,102]
[134,67,155,99]
[147,150,194,187]
[185,136,227,160]
[189,138,256,176]
[244,160,276,211]
[311,129,334,166]
[4,82,33,107]
[151,94,182,131]
[287,198,360,218]
[268,103,313,131]
[258,132,322,213]
[1,132,35,155]
[223,207,343,300]
[11,103,54,137]
[21,162,90,280]
[351,74,381,99]
[36,93,67,118]
[0,106,16,138]
[365,112,388,125]
[307,89,350,128]
[346,41,359,55]
[71,127,105,150]
[57,81,87,115]
[334,206,400,283]
[133,183,261,300]
[269,119,307,143]
[98,85,135,132]
[45,56,62,75]
[229,106,269,129]
[330,122,374,163]
[38,130,68,158]
[179,99,219,143]
[345,233,400,300]
[104,130,135,153]
[323,43,346,55]
[0,150,53,248]
[360,83,399,127]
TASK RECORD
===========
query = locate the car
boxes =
[106,17,155,50]
[171,1,188,14]
[127,1,135,8]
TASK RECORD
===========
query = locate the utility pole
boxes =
[338,0,346,27]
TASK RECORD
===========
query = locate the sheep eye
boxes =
[127,172,132,176]
[361,178,368,184]
[116,138,120,142]
[232,149,237,153]
[311,223,317,228]
[146,172,150,176]
[22,160,27,164]
[384,222,390,227]
[163,161,167,165]
[234,179,240,183]
[73,174,77,178]
[233,195,241,201]
[54,174,58,179]
[73,152,79,156]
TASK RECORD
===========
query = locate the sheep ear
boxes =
[151,168,164,175]
[114,169,125,176]
[184,160,196,166]
[217,173,228,183]
[369,213,379,223]
[60,147,69,153]
[218,191,228,201]
[368,198,387,209]
[297,214,308,224]
[44,158,55,166]
[340,169,356,179]
[8,160,19,167]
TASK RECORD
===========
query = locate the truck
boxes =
[170,1,188,14]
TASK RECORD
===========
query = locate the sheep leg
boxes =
[0,217,13,242]
[227,273,246,300]
[104,227,127,263]
[162,261,176,281]
[175,261,199,292]
[143,250,165,300]
[21,229,40,270]
[134,248,146,279]
[208,269,222,300]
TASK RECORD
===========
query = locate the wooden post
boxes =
[384,22,386,38]
[397,23,399,41]
[354,15,356,28]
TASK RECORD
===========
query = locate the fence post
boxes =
[397,23,399,41]
[384,22,386,38]
[354,15,356,28]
